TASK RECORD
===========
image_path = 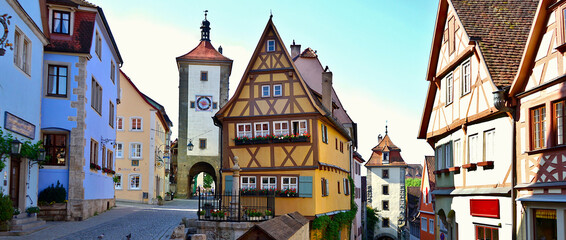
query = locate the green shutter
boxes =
[299,176,313,197]
[225,175,233,194]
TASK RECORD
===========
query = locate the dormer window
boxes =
[267,40,275,52]
[383,152,389,164]
[53,11,70,34]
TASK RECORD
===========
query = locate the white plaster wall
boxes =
[453,196,513,240]
[187,64,221,156]
[368,166,405,234]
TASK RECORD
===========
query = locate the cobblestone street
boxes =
[3,199,197,240]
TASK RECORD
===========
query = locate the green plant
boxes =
[38,181,67,204]
[0,193,14,221]
[197,210,205,216]
[312,176,358,240]
[112,176,120,183]
[244,208,263,217]
[157,196,163,201]
[366,206,380,238]
[211,209,227,218]
[0,127,45,172]
[264,209,272,216]
[203,173,213,189]
[25,206,40,214]
[13,208,20,215]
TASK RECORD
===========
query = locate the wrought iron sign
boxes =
[0,14,13,56]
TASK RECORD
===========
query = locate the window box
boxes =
[253,139,269,144]
[291,136,310,142]
[276,189,297,197]
[477,161,494,169]
[273,138,290,143]
[462,163,477,171]
[90,163,101,171]
[102,167,115,175]
[448,167,461,174]
[234,139,253,145]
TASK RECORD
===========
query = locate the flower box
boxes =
[253,139,269,144]
[462,163,477,171]
[234,139,252,145]
[448,167,461,174]
[477,161,494,169]
[291,137,309,143]
[273,138,290,143]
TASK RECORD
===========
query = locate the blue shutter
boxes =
[225,175,233,194]
[298,176,313,198]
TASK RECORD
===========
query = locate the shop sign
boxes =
[4,112,35,139]
[470,199,500,218]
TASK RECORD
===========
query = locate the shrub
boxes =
[0,193,14,221]
[38,181,67,204]
[26,206,40,214]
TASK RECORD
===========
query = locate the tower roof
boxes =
[176,40,232,62]
[365,134,406,167]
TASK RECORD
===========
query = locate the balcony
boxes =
[197,193,275,222]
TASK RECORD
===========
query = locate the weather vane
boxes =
[204,10,208,20]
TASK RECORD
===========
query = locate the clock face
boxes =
[196,96,212,111]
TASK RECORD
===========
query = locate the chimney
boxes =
[322,66,333,113]
[218,45,223,54]
[378,134,383,143]
[291,40,301,59]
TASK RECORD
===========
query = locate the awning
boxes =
[516,195,566,203]
[432,187,510,196]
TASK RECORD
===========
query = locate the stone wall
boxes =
[188,220,255,240]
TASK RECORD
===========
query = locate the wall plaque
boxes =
[4,112,35,139]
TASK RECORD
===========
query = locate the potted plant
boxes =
[273,134,291,143]
[13,208,20,218]
[245,208,263,221]
[290,133,310,142]
[157,196,164,205]
[26,206,40,217]
[0,193,13,231]
[211,209,227,220]
[197,210,205,219]
[264,209,272,220]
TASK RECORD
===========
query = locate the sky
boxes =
[90,0,439,165]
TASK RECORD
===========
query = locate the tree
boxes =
[203,173,213,189]
[405,178,421,187]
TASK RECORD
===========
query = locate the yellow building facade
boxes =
[214,18,353,239]
[115,70,172,204]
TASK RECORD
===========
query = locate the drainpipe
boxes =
[493,88,516,239]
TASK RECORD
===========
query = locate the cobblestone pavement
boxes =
[3,199,198,240]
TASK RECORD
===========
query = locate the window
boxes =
[444,142,452,168]
[200,71,208,81]
[115,174,122,189]
[429,219,434,234]
[102,146,106,169]
[109,102,114,128]
[454,139,462,166]
[199,138,207,149]
[13,29,31,74]
[446,73,453,104]
[484,130,495,162]
[321,124,328,143]
[468,134,479,163]
[213,102,218,109]
[237,123,252,138]
[282,177,297,190]
[554,99,566,145]
[130,143,142,159]
[47,65,68,97]
[117,117,124,130]
[262,85,270,97]
[129,174,141,190]
[273,84,282,97]
[321,178,329,196]
[343,178,350,195]
[383,152,389,164]
[190,101,195,108]
[475,225,499,240]
[90,139,98,165]
[533,209,556,240]
[254,122,269,137]
[291,120,307,135]
[267,40,275,52]
[110,61,115,83]
[337,181,341,194]
[382,185,389,195]
[531,105,546,150]
[273,121,289,135]
[340,141,344,153]
[52,11,70,34]
[95,31,101,58]
[43,133,67,166]
[335,138,338,150]
[116,142,123,158]
[421,217,427,231]
[241,176,256,189]
[107,150,113,170]
[131,117,143,131]
[382,169,389,179]
[436,144,444,169]
[462,60,471,95]
[91,78,102,114]
[382,200,389,211]
[382,218,389,228]
[261,176,276,190]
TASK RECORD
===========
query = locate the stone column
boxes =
[230,156,240,219]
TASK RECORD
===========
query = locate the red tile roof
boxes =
[177,41,232,62]
[44,10,96,54]
[300,48,317,58]
[48,0,97,8]
[365,134,406,167]
[425,156,436,188]
[451,0,538,87]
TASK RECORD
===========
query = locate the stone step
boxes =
[10,219,46,231]
[10,215,37,225]
[0,222,50,236]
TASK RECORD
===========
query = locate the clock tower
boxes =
[175,11,232,198]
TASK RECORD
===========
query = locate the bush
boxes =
[0,193,14,221]
[38,181,67,204]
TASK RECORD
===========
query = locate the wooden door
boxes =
[9,156,21,207]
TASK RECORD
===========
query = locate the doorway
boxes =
[9,156,21,208]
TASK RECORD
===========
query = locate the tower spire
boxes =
[200,10,211,41]
[385,120,388,135]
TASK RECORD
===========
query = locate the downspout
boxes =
[493,88,516,239]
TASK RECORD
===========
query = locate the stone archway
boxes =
[188,162,218,197]
[375,233,396,240]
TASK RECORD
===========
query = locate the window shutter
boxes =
[225,175,233,194]
[298,176,312,198]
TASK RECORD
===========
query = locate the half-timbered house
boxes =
[419,156,436,240]
[509,0,566,239]
[417,0,538,239]
[214,17,354,239]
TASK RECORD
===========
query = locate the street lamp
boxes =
[187,140,194,151]
[11,139,22,155]
[38,149,46,161]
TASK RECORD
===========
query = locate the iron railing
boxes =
[197,193,275,222]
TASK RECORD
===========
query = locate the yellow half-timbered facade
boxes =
[214,18,354,233]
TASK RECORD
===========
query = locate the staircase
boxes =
[0,214,49,236]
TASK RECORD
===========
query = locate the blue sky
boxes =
[91,0,439,165]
